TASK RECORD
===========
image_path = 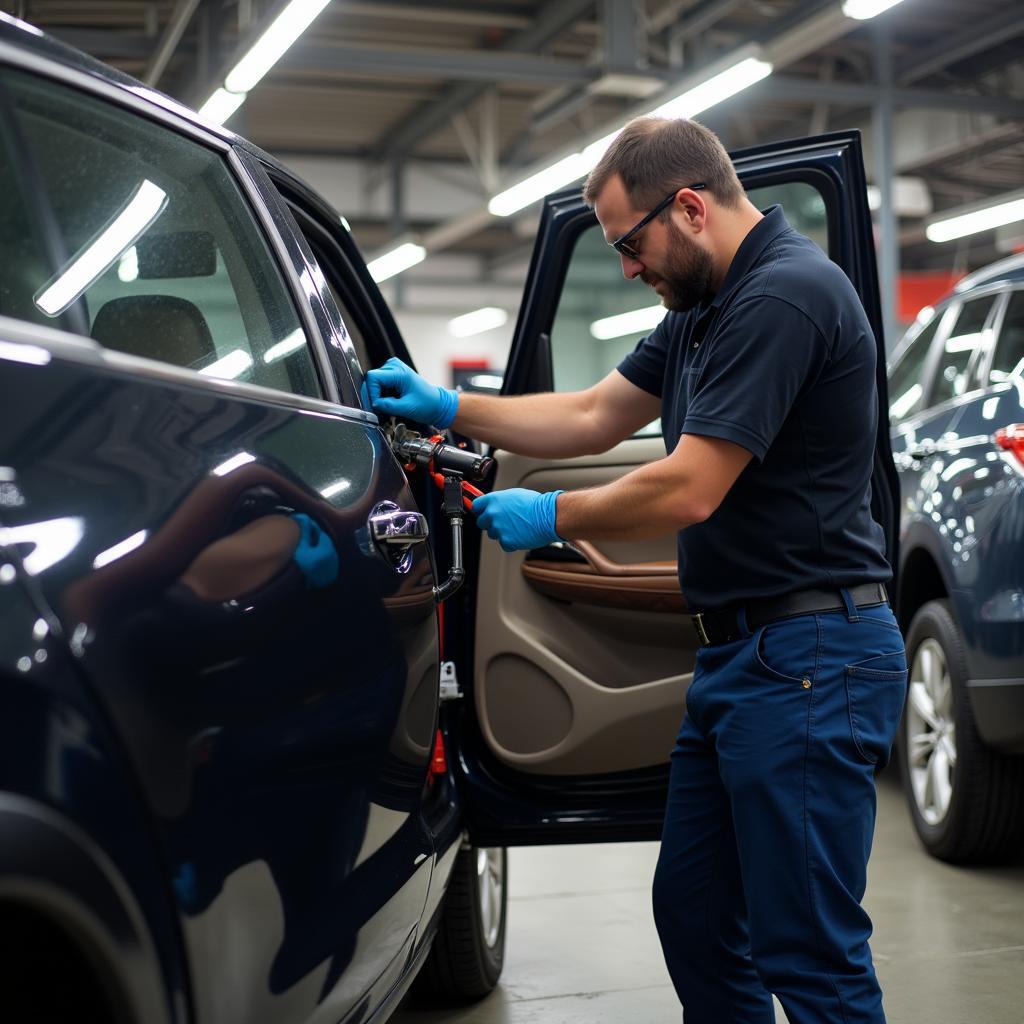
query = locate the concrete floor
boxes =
[394,771,1024,1024]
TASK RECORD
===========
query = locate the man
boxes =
[367,116,907,1024]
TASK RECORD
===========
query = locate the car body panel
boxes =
[0,323,441,1022]
[0,16,445,1018]
[889,270,1024,752]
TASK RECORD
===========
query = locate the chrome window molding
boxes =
[0,316,379,426]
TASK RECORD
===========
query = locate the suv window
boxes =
[0,69,321,399]
[548,180,828,436]
[928,294,996,406]
[888,312,941,421]
[989,290,1024,384]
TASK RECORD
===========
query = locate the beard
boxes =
[644,218,715,312]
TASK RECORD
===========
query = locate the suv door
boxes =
[0,62,437,1024]
[451,131,895,846]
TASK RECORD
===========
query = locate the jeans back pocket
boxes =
[845,651,908,767]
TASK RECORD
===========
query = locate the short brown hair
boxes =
[582,116,745,213]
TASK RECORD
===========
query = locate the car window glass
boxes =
[0,69,322,399]
[548,180,828,438]
[929,295,996,405]
[888,313,940,421]
[989,290,1024,383]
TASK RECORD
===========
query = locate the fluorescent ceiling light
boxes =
[198,86,247,125]
[368,242,426,282]
[944,332,984,354]
[212,451,256,477]
[449,307,509,337]
[488,152,592,218]
[1,517,84,575]
[488,50,771,220]
[0,340,50,366]
[225,0,332,93]
[264,329,306,363]
[197,0,331,126]
[35,180,167,316]
[93,529,148,569]
[199,348,253,380]
[654,56,772,119]
[117,245,139,283]
[890,383,922,420]
[321,479,351,498]
[591,304,667,340]
[842,0,906,20]
[582,130,622,165]
[926,195,1024,243]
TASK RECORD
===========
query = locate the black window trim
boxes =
[926,286,1005,412]
[975,285,1020,387]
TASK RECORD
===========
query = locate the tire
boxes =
[897,599,1024,863]
[412,845,507,1003]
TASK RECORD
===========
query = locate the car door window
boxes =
[989,290,1024,383]
[929,295,996,406]
[548,180,828,436]
[888,312,941,421]
[0,69,322,399]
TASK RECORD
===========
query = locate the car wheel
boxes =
[898,599,1024,863]
[413,844,507,1003]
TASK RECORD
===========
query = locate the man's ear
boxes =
[674,187,708,232]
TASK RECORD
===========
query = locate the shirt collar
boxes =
[703,204,792,314]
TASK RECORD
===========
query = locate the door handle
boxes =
[368,503,428,570]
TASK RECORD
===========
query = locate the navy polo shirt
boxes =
[617,206,891,610]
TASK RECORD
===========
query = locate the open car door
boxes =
[450,130,899,847]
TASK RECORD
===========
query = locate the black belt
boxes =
[691,582,889,647]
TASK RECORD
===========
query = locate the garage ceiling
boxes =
[5,0,1024,290]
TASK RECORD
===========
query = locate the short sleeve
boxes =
[683,296,829,461]
[615,313,676,398]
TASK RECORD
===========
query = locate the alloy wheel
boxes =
[906,637,957,825]
[476,847,504,949]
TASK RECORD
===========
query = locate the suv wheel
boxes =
[413,845,507,1003]
[898,599,1024,863]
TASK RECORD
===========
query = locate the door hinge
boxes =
[439,661,463,702]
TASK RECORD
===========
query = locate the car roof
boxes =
[0,13,305,189]
[952,253,1024,295]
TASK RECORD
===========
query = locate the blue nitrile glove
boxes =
[290,513,339,588]
[365,357,459,428]
[472,488,564,552]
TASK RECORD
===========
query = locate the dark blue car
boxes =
[0,15,898,1024]
[887,256,1024,863]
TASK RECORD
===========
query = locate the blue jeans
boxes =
[653,594,907,1023]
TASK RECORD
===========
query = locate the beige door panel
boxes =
[475,439,695,776]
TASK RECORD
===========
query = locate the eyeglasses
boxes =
[611,183,706,261]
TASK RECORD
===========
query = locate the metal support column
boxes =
[872,24,898,353]
[391,166,406,309]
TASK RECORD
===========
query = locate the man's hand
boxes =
[472,488,564,552]
[366,357,459,428]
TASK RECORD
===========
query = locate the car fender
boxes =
[0,792,179,1024]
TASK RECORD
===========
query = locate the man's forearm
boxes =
[554,458,708,542]
[453,390,605,459]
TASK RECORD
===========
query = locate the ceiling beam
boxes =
[288,42,604,84]
[47,28,168,61]
[897,6,1024,86]
[336,2,533,30]
[762,76,1024,119]
[144,0,203,86]
[367,0,595,165]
